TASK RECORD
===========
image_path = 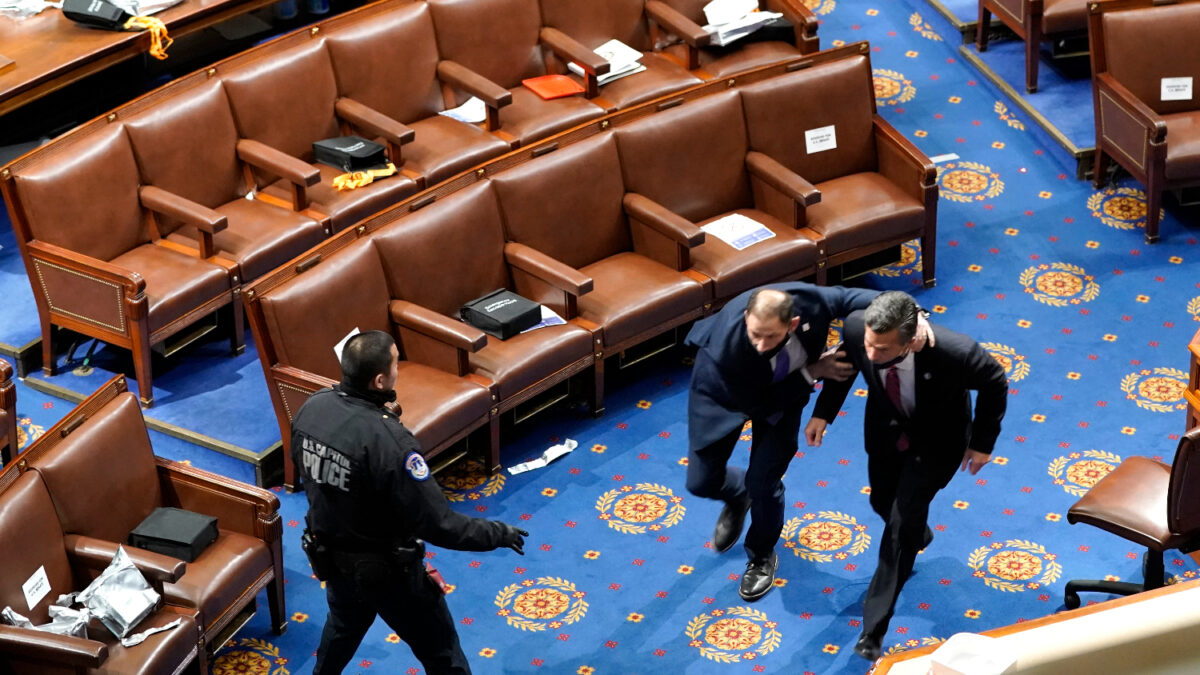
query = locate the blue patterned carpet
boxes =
[4,0,1200,672]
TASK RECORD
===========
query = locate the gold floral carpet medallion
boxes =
[873,69,917,106]
[494,576,588,631]
[871,240,922,278]
[1087,187,1163,231]
[440,458,505,502]
[969,540,1061,592]
[981,343,1029,382]
[1049,450,1121,497]
[1019,262,1100,307]
[595,482,685,534]
[936,161,1003,202]
[15,416,43,451]
[1121,367,1188,413]
[802,0,836,15]
[686,607,781,664]
[211,638,289,675]
[781,511,871,563]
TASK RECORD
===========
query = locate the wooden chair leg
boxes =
[41,321,57,376]
[267,574,287,635]
[230,292,246,356]
[921,232,937,288]
[1025,24,1041,93]
[487,415,501,473]
[1093,148,1110,189]
[591,358,606,417]
[130,330,155,408]
[1145,179,1163,244]
[977,5,992,51]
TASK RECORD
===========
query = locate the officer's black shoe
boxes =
[738,551,778,601]
[854,632,883,661]
[921,525,934,551]
[713,494,751,553]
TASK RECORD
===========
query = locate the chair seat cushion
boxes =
[264,164,418,234]
[807,172,926,255]
[469,323,593,401]
[1164,111,1200,182]
[579,252,707,348]
[394,362,492,450]
[167,199,325,283]
[90,610,199,675]
[405,115,512,185]
[500,87,606,147]
[110,244,231,335]
[1068,456,1186,551]
[1042,0,1089,35]
[664,41,801,80]
[162,531,272,634]
[691,208,820,302]
[584,53,702,112]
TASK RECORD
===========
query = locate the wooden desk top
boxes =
[0,0,277,117]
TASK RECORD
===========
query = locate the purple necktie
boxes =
[886,366,910,451]
[771,346,790,383]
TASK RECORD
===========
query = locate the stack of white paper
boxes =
[568,39,647,86]
[520,305,567,334]
[507,439,577,475]
[700,213,775,251]
[439,96,488,124]
[703,10,783,47]
[703,0,757,25]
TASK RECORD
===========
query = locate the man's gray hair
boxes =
[863,291,919,343]
[746,288,795,324]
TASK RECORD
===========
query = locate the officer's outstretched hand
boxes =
[497,522,529,555]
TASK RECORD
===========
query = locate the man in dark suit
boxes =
[685,282,881,601]
[806,291,1008,660]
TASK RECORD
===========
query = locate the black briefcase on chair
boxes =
[312,136,388,172]
[129,507,219,562]
[62,0,133,30]
[460,289,541,340]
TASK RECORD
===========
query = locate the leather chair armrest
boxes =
[0,357,11,381]
[27,240,145,296]
[746,151,821,205]
[623,193,705,247]
[645,0,712,47]
[236,139,321,188]
[873,117,936,182]
[389,300,487,353]
[0,624,106,668]
[437,60,513,131]
[540,27,611,76]
[140,185,227,258]
[762,0,819,49]
[504,242,593,296]
[156,456,280,540]
[64,534,186,585]
[271,364,338,394]
[335,97,416,164]
[1095,72,1168,144]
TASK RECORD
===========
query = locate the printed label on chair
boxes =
[805,125,837,154]
[1162,77,1193,101]
[22,566,50,610]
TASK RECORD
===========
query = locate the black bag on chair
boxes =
[460,289,541,340]
[128,507,218,562]
[62,0,132,30]
[312,136,388,172]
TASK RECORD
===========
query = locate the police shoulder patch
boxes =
[405,452,430,481]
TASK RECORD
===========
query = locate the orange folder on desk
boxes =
[522,74,585,100]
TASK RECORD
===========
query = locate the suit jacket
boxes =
[686,282,879,451]
[812,311,1008,466]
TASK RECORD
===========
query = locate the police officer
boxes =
[292,330,528,675]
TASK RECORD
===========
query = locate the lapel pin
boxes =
[923,372,932,380]
[801,323,810,332]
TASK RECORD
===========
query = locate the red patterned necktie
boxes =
[886,366,910,451]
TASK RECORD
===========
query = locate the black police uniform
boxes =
[293,383,512,675]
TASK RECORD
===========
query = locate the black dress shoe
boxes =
[853,632,882,661]
[712,494,751,553]
[738,551,778,601]
[921,525,934,551]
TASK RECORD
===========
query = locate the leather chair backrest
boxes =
[1101,4,1200,116]
[257,238,392,380]
[325,2,446,124]
[371,182,510,316]
[0,471,74,625]
[125,80,246,232]
[1168,427,1200,535]
[222,39,341,186]
[614,90,750,222]
[539,0,653,51]
[11,125,148,262]
[738,54,878,184]
[491,133,631,269]
[29,392,162,544]
[428,0,546,89]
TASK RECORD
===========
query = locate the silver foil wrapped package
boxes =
[1,604,90,639]
[76,546,159,639]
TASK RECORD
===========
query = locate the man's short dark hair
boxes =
[340,330,395,390]
[746,288,795,325]
[864,291,919,343]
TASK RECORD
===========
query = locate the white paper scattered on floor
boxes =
[508,439,577,475]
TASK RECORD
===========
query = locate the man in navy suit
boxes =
[684,282,883,601]
[806,291,1008,660]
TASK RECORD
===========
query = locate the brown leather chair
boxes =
[0,470,202,674]
[490,132,710,357]
[21,375,286,650]
[976,0,1088,93]
[0,359,15,465]
[614,90,822,302]
[427,0,607,147]
[371,181,601,419]
[1063,428,1200,608]
[1088,0,1200,244]
[539,0,702,111]
[324,0,512,187]
[249,238,496,487]
[123,78,328,284]
[739,48,938,287]
[649,0,818,78]
[221,38,421,234]
[2,123,240,407]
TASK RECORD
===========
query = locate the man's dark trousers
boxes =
[686,406,804,562]
[860,445,957,639]
[314,553,470,675]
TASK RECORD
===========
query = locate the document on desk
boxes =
[567,39,646,86]
[520,305,567,334]
[704,11,783,47]
[701,213,775,251]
